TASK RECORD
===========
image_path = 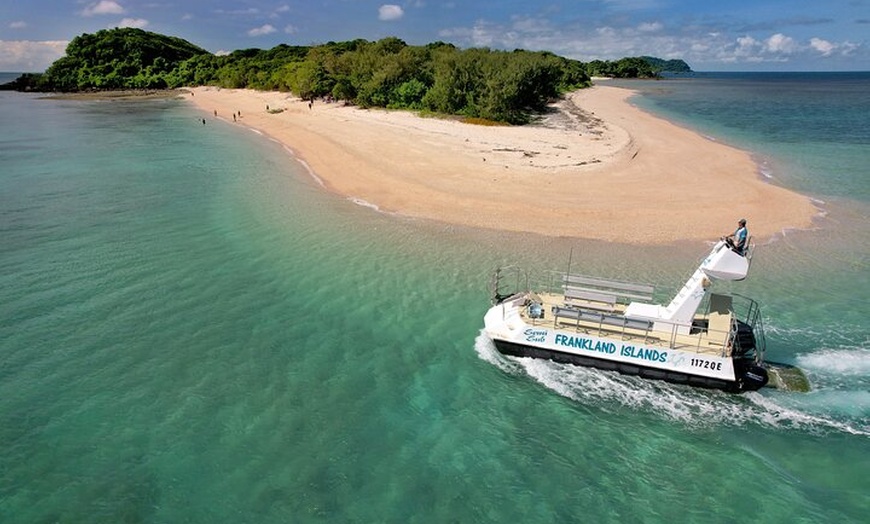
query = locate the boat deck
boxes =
[520,292,733,358]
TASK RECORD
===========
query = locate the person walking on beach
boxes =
[724,218,748,255]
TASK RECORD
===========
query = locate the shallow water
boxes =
[0,77,867,523]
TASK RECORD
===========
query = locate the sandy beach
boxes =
[185,85,817,244]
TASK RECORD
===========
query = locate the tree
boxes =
[12,27,684,125]
[285,61,329,100]
[39,27,208,91]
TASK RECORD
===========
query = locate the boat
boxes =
[483,239,776,393]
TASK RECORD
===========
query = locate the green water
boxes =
[0,90,867,523]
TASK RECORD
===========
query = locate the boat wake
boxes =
[474,331,869,436]
[796,346,870,377]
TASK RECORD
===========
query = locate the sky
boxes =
[1,1,868,72]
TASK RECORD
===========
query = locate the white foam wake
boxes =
[473,331,869,436]
[796,347,870,376]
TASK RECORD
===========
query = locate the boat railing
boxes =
[490,267,569,304]
[730,293,766,363]
[551,300,740,357]
[490,266,522,304]
[657,318,733,357]
[493,267,656,302]
[730,293,762,326]
[670,293,765,358]
[492,267,765,361]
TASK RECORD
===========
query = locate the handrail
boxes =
[550,304,734,355]
[492,266,763,360]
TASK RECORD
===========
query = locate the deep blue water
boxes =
[1,74,868,523]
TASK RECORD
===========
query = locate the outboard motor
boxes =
[739,364,769,391]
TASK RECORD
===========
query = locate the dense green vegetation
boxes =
[640,56,693,73]
[585,57,658,79]
[39,28,208,90]
[5,28,691,124]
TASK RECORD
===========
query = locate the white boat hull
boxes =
[483,240,775,393]
[484,300,768,393]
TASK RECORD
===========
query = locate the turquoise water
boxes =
[616,72,870,203]
[1,75,867,523]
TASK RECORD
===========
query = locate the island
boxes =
[4,28,817,243]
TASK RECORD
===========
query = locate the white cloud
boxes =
[716,34,798,64]
[596,26,617,38]
[712,32,864,65]
[765,33,796,53]
[181,14,194,21]
[117,18,148,29]
[269,6,290,19]
[440,16,867,69]
[0,40,68,72]
[638,22,663,33]
[284,24,298,34]
[734,35,759,56]
[216,8,259,16]
[837,41,859,56]
[10,21,28,29]
[809,37,835,56]
[808,38,859,58]
[378,5,404,21]
[82,1,125,17]
[248,24,277,37]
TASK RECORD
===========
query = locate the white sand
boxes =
[186,85,817,244]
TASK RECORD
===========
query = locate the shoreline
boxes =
[184,85,817,244]
[40,89,187,101]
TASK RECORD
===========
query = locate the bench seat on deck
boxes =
[552,305,653,332]
[563,287,617,311]
[561,275,655,307]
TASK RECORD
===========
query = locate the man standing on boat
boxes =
[724,218,748,255]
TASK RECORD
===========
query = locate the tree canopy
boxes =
[5,28,692,124]
[39,28,209,90]
[640,56,693,73]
